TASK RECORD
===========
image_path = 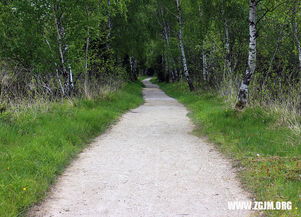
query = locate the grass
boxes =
[138,75,149,80]
[155,80,301,217]
[0,81,143,217]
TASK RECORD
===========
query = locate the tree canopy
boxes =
[0,0,300,108]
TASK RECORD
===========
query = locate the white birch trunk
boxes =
[54,4,73,96]
[68,64,74,89]
[129,56,137,81]
[56,66,65,96]
[161,9,174,82]
[45,38,65,96]
[224,18,232,75]
[54,14,66,74]
[236,0,257,109]
[176,0,194,91]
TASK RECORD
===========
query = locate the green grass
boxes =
[156,80,300,217]
[0,82,143,217]
[138,75,150,82]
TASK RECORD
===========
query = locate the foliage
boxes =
[0,0,133,99]
[115,0,301,112]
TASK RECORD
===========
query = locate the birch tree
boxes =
[175,0,194,91]
[236,0,258,109]
[53,2,74,96]
[158,5,177,82]
[222,0,232,76]
[1,0,301,106]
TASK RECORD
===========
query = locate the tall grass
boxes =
[0,82,143,217]
[157,80,301,217]
[219,77,301,135]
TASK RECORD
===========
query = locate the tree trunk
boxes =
[224,18,232,76]
[129,56,137,81]
[54,4,73,96]
[84,32,90,98]
[175,0,194,91]
[163,15,171,81]
[222,0,232,77]
[202,48,208,81]
[56,66,65,96]
[292,0,301,71]
[236,0,257,110]
[68,65,74,94]
[45,38,65,96]
[160,7,176,82]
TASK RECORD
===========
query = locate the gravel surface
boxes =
[29,78,251,217]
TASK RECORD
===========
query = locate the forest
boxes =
[0,0,300,216]
[0,0,300,111]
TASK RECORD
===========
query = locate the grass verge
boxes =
[156,80,300,217]
[0,81,143,217]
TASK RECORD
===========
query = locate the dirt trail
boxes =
[29,78,251,217]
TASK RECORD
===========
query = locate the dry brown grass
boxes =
[218,77,301,135]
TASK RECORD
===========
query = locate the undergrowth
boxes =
[0,81,143,217]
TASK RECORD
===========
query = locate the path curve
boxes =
[29,78,251,217]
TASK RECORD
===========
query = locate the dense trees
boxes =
[0,0,300,110]
[0,0,130,100]
[126,0,301,110]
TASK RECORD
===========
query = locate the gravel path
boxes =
[29,78,251,217]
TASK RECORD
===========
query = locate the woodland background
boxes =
[0,0,300,114]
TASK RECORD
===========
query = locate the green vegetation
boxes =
[0,82,143,217]
[0,0,300,215]
[156,80,301,217]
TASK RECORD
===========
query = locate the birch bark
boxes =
[224,18,232,75]
[175,0,194,91]
[53,3,73,96]
[236,0,257,109]
[129,56,137,81]
[45,38,65,96]
[161,8,175,82]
